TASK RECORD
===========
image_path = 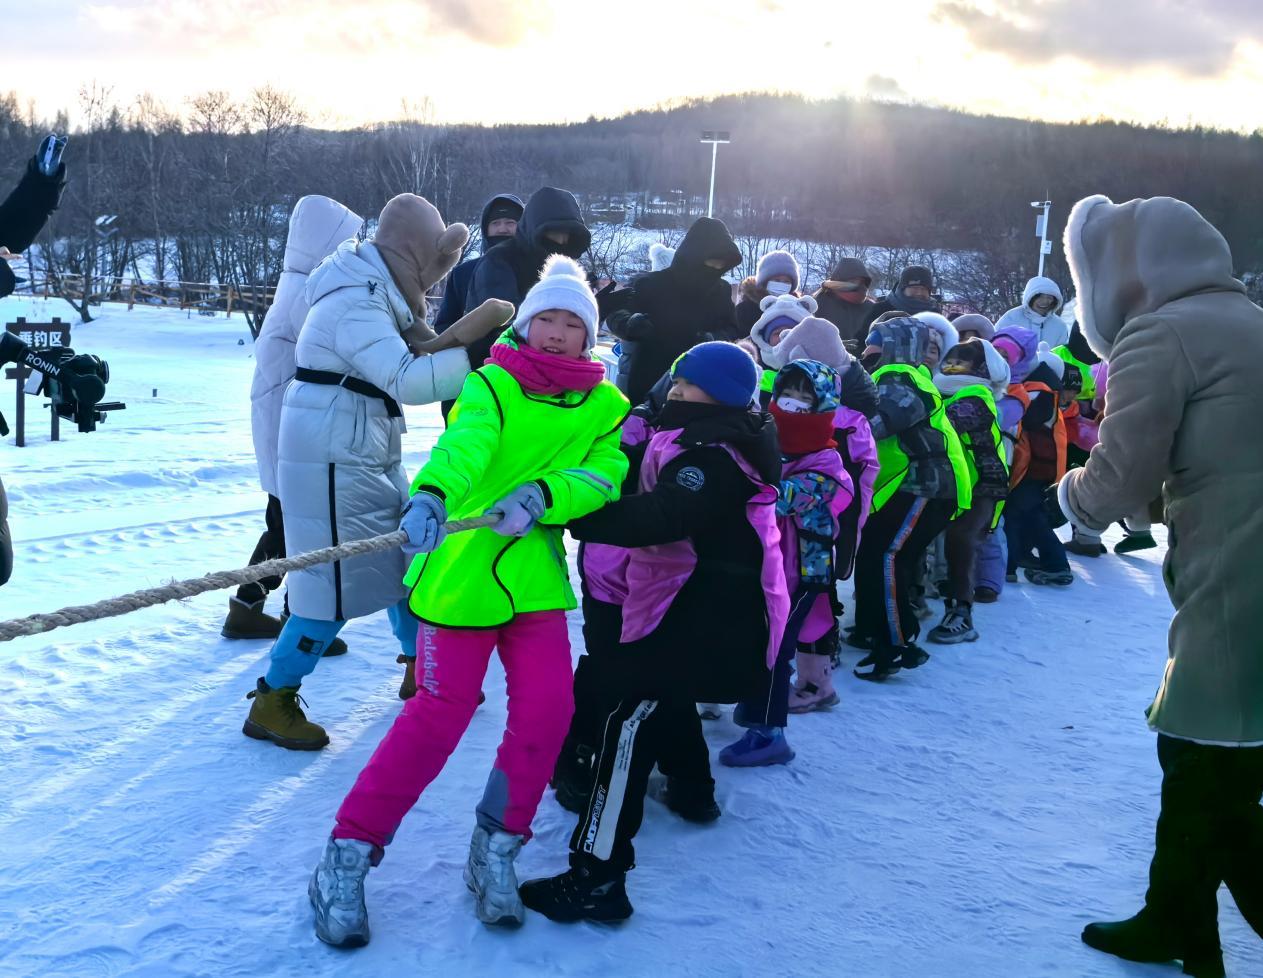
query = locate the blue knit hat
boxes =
[672,341,760,408]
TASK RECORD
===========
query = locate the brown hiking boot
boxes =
[397,655,417,700]
[221,597,284,640]
[243,678,329,750]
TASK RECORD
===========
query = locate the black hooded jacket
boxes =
[0,156,67,299]
[607,217,741,405]
[813,257,876,345]
[461,187,589,372]
[571,403,781,701]
[434,193,523,333]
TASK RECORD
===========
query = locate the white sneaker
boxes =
[310,837,373,948]
[464,826,525,927]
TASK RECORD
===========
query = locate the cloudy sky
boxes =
[8,0,1263,130]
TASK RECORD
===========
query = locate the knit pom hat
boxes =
[952,312,995,341]
[512,254,599,350]
[672,341,760,408]
[755,249,801,291]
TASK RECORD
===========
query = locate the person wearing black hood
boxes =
[0,135,67,301]
[464,186,590,366]
[813,256,876,345]
[864,265,941,329]
[605,216,741,405]
[523,341,787,924]
[433,193,522,334]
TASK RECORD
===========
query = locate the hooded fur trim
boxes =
[648,242,675,272]
[914,311,960,360]
[1063,194,1113,359]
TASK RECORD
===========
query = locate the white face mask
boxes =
[766,280,792,296]
[775,395,813,414]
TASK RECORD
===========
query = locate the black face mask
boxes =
[860,351,883,374]
[484,233,513,251]
[657,397,737,430]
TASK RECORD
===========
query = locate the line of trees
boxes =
[3,88,1262,328]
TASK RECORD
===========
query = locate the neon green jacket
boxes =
[404,361,630,627]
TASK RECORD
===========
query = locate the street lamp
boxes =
[1031,199,1052,277]
[700,130,730,219]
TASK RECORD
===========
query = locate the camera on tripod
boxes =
[27,346,124,433]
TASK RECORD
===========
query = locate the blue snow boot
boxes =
[719,727,795,768]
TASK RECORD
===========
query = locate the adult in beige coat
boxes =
[1057,194,1263,977]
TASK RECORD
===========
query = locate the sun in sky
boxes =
[7,0,1263,130]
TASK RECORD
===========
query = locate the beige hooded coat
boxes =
[1060,194,1263,745]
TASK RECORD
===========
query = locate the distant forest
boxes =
[2,88,1261,327]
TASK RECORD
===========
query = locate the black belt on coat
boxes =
[294,367,402,418]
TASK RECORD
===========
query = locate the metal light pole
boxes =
[700,130,730,218]
[1031,199,1052,277]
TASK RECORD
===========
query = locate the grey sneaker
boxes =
[463,826,525,927]
[310,837,373,948]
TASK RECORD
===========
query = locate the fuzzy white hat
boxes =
[1036,341,1066,381]
[648,242,675,272]
[512,254,599,350]
[750,293,818,364]
[914,311,960,359]
[766,315,852,373]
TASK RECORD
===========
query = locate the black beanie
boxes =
[486,199,523,224]
[898,265,934,291]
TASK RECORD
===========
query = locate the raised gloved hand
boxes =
[409,299,515,355]
[1044,481,1069,530]
[488,483,546,537]
[36,134,67,177]
[57,354,107,408]
[399,491,447,559]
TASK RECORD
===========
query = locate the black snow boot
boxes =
[853,646,902,682]
[221,597,284,640]
[1082,912,1224,978]
[650,776,721,824]
[519,854,634,924]
[551,738,596,815]
[1115,520,1159,554]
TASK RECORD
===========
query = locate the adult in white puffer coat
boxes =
[223,196,365,644]
[243,193,514,752]
[995,275,1070,348]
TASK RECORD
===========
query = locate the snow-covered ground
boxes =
[0,299,1254,978]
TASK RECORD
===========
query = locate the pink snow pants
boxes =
[333,610,574,848]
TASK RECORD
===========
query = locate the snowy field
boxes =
[0,298,1254,978]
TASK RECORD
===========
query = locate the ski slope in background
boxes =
[0,298,1254,978]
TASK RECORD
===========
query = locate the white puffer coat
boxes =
[279,239,471,620]
[250,196,364,497]
[994,275,1070,348]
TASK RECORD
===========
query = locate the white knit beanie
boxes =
[512,254,599,350]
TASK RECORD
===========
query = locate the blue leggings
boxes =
[264,599,419,690]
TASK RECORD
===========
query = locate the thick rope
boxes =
[0,514,501,643]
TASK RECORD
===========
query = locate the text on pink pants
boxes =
[332,609,574,848]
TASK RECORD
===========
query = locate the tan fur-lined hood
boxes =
[1063,194,1245,358]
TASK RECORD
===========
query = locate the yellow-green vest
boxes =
[871,363,972,514]
[945,383,1008,529]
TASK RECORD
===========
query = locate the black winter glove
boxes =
[1044,481,1069,530]
[621,312,655,340]
[58,353,107,408]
